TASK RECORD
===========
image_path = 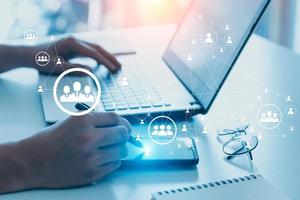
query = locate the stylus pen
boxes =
[75,103,143,148]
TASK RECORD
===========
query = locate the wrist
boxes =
[0,142,35,194]
[14,45,39,68]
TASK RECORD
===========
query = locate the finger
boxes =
[90,112,132,132]
[63,62,92,71]
[72,41,119,73]
[94,125,129,148]
[48,63,92,75]
[91,144,128,166]
[90,161,121,182]
[84,42,121,69]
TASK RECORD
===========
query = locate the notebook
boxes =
[152,175,293,200]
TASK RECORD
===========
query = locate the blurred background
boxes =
[0,0,299,54]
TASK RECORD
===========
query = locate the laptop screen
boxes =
[163,0,270,113]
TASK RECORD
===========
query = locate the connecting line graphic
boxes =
[182,17,237,92]
[34,27,296,141]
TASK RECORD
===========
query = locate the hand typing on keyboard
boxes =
[12,36,122,75]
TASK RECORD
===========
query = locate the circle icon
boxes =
[148,116,177,145]
[53,68,101,116]
[24,29,38,43]
[53,56,64,66]
[35,51,50,66]
[256,104,282,129]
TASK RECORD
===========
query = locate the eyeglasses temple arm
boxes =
[226,146,244,160]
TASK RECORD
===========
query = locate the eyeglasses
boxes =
[217,123,258,160]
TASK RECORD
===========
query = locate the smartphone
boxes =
[121,137,199,168]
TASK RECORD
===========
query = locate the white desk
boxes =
[1,25,300,199]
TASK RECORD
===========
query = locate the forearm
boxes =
[0,45,38,73]
[0,142,33,194]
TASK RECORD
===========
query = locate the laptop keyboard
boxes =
[100,66,171,111]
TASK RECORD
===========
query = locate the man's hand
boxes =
[0,112,130,194]
[34,37,122,74]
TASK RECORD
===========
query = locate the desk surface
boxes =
[0,25,300,199]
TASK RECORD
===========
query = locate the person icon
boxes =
[225,24,230,31]
[84,85,94,102]
[37,85,44,93]
[286,96,292,102]
[158,125,167,136]
[264,88,269,93]
[181,124,187,132]
[226,36,233,44]
[288,107,294,115]
[200,115,205,121]
[220,47,224,53]
[290,126,294,132]
[177,143,182,148]
[140,119,144,125]
[60,85,71,102]
[56,58,62,65]
[202,126,208,134]
[272,112,279,122]
[121,77,128,86]
[136,134,141,141]
[152,125,159,136]
[185,108,190,114]
[73,81,81,96]
[50,35,55,41]
[187,54,192,61]
[269,111,275,122]
[166,125,173,136]
[192,39,196,45]
[205,32,214,44]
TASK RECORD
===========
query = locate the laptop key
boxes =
[140,102,152,108]
[116,105,128,110]
[104,106,116,111]
[128,103,140,109]
[151,99,163,107]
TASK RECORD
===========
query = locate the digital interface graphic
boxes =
[53,68,101,116]
[31,0,296,148]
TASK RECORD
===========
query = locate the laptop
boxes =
[40,0,270,124]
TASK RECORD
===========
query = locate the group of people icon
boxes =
[60,81,95,103]
[25,32,37,41]
[151,124,174,136]
[260,111,279,123]
[37,55,49,63]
